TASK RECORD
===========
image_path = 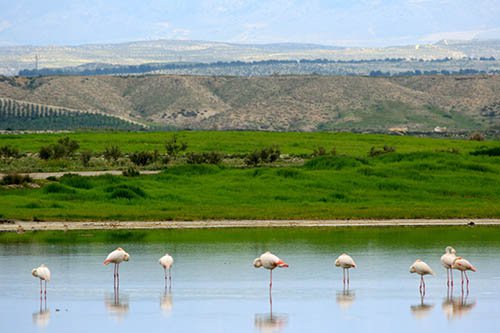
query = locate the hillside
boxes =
[1,39,500,76]
[0,74,499,132]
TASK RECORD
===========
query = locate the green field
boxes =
[1,131,499,221]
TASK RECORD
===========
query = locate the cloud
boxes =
[0,20,12,33]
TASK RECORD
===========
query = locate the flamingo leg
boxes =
[116,263,120,290]
[464,271,470,292]
[269,270,273,311]
[446,268,450,287]
[342,268,345,285]
[347,269,350,286]
[44,280,47,298]
[39,279,43,298]
[164,267,167,290]
[450,268,454,287]
[169,268,172,290]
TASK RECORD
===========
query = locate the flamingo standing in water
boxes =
[254,251,288,308]
[104,248,130,289]
[32,264,51,298]
[441,246,457,287]
[452,257,476,291]
[159,254,174,290]
[410,259,434,295]
[335,253,356,286]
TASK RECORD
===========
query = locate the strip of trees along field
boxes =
[0,98,147,131]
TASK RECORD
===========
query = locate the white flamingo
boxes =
[441,246,457,287]
[254,251,288,309]
[335,253,356,286]
[104,247,130,289]
[452,257,476,291]
[410,259,434,295]
[159,254,174,289]
[32,264,51,298]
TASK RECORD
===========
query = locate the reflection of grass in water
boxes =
[2,226,500,247]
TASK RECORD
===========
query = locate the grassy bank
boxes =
[0,131,499,221]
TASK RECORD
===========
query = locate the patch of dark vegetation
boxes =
[186,151,223,165]
[303,155,363,170]
[129,150,159,166]
[167,164,221,176]
[39,137,80,160]
[105,184,147,199]
[122,167,140,177]
[1,173,32,185]
[59,174,93,189]
[244,145,280,166]
[470,147,500,156]
[0,145,21,159]
[276,168,302,178]
[43,183,76,194]
[369,145,396,157]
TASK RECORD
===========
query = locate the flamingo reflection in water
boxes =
[336,288,356,311]
[442,287,476,320]
[254,313,288,333]
[32,299,50,328]
[105,291,129,321]
[160,291,173,315]
[410,293,435,319]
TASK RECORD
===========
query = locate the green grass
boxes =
[1,131,499,221]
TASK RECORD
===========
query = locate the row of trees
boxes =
[0,98,146,131]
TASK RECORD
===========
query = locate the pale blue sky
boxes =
[0,0,499,46]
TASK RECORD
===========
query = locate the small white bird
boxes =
[410,259,434,294]
[159,254,174,290]
[335,253,356,286]
[254,251,288,302]
[441,246,457,287]
[104,247,130,289]
[452,257,476,290]
[32,264,51,297]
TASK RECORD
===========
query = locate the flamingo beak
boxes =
[277,260,289,268]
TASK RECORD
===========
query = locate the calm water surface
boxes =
[0,227,499,332]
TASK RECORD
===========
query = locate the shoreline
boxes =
[2,219,500,232]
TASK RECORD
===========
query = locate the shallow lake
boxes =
[1,226,499,332]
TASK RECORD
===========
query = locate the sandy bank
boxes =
[1,219,500,232]
[0,170,161,180]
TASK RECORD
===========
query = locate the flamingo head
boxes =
[253,258,262,268]
[445,246,456,254]
[335,259,340,267]
[409,265,416,273]
[123,253,130,261]
[32,268,38,278]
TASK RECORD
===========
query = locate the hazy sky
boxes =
[0,0,499,47]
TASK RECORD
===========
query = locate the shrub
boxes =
[244,150,261,167]
[103,145,122,161]
[244,146,280,166]
[57,137,80,156]
[129,151,155,166]
[1,173,33,185]
[369,145,396,157]
[80,151,92,167]
[313,146,327,156]
[469,132,485,141]
[123,167,140,177]
[39,146,52,160]
[304,155,362,170]
[186,152,223,164]
[106,184,147,199]
[165,134,188,158]
[38,137,80,160]
[0,145,20,158]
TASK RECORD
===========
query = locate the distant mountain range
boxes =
[1,39,500,76]
[1,74,498,133]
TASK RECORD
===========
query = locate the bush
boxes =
[57,137,80,156]
[165,134,188,158]
[244,146,280,166]
[186,152,223,164]
[123,167,140,177]
[129,151,156,166]
[103,145,122,161]
[39,146,52,160]
[106,184,147,198]
[0,145,20,158]
[38,137,80,160]
[1,173,33,185]
[80,151,92,167]
[369,145,396,157]
[469,132,485,141]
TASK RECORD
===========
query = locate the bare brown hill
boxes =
[0,74,499,132]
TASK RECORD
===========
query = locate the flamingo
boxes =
[32,264,51,298]
[335,253,356,286]
[409,259,434,295]
[159,254,174,290]
[253,251,288,308]
[441,246,457,287]
[104,247,130,289]
[451,257,476,291]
